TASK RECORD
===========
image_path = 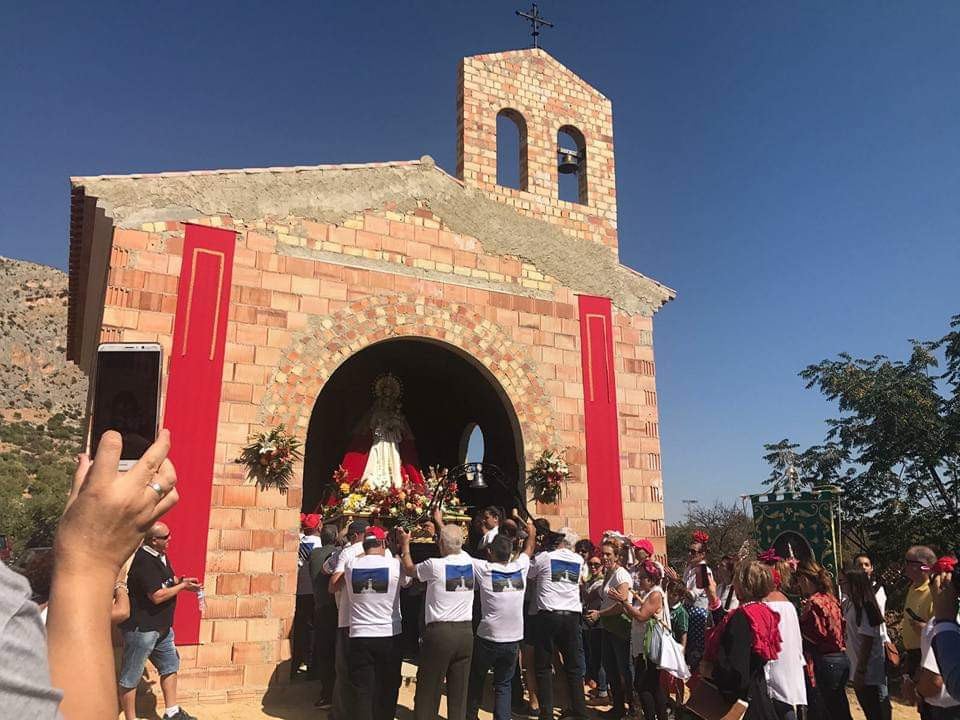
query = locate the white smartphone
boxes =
[88,343,163,470]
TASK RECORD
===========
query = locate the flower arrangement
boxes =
[236,426,303,493]
[526,449,570,505]
[325,464,464,530]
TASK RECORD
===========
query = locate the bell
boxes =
[557,147,580,175]
[467,463,487,490]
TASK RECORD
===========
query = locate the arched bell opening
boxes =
[302,337,525,517]
[557,125,588,205]
[497,108,529,191]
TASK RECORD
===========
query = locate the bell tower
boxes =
[457,48,619,250]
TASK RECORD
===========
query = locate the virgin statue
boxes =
[340,373,424,490]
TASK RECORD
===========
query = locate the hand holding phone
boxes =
[696,563,709,590]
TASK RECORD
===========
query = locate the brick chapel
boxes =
[66,48,675,701]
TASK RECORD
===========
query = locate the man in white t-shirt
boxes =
[465,514,537,720]
[333,526,410,720]
[529,527,588,720]
[917,618,960,719]
[398,516,474,720]
[323,520,373,720]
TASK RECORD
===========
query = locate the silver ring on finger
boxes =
[148,481,166,498]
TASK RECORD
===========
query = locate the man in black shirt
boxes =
[119,522,201,720]
[310,523,340,708]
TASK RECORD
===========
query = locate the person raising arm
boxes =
[47,429,180,720]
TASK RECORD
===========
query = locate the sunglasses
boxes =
[153,534,171,540]
[688,548,701,554]
[588,562,601,568]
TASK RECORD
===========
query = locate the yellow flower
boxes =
[339,483,351,494]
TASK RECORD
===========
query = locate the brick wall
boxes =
[100,202,665,700]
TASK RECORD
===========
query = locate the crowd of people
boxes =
[3,430,960,720]
[293,511,960,720]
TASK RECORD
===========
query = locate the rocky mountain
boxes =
[0,257,86,554]
[0,256,87,421]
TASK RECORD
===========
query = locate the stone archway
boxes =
[301,337,528,512]
[260,294,559,494]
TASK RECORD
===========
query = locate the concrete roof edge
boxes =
[69,158,427,185]
[621,264,677,304]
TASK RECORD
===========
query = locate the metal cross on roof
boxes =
[515,3,554,49]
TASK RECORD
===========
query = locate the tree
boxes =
[0,416,79,557]
[763,315,960,570]
[665,501,754,572]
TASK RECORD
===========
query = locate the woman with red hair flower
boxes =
[683,530,715,673]
[608,560,671,720]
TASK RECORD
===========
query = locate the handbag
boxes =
[644,618,664,665]
[884,640,900,670]
[657,626,691,681]
[684,679,749,720]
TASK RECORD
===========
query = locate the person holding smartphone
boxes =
[682,531,714,674]
[118,522,202,720]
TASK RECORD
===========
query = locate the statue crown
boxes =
[373,372,402,402]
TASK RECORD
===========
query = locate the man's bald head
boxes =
[145,522,171,553]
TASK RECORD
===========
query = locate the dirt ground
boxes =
[133,674,919,720]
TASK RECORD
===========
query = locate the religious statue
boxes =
[340,373,424,490]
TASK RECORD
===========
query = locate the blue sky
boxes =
[2,2,958,522]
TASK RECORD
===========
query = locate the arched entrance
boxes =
[302,337,525,514]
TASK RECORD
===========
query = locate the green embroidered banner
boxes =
[749,489,843,580]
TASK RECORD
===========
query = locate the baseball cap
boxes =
[633,538,655,556]
[365,526,387,541]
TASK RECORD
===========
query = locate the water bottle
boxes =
[197,589,206,614]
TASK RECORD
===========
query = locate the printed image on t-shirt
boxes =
[491,569,525,592]
[445,564,475,592]
[352,567,389,594]
[551,559,580,584]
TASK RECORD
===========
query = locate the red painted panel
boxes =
[163,224,235,644]
[577,295,623,538]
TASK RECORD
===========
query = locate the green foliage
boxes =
[0,415,81,557]
[763,315,960,572]
[665,501,754,573]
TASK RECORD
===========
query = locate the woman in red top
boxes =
[795,561,852,720]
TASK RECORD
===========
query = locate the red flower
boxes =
[932,556,958,574]
[758,548,781,565]
[692,530,710,545]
